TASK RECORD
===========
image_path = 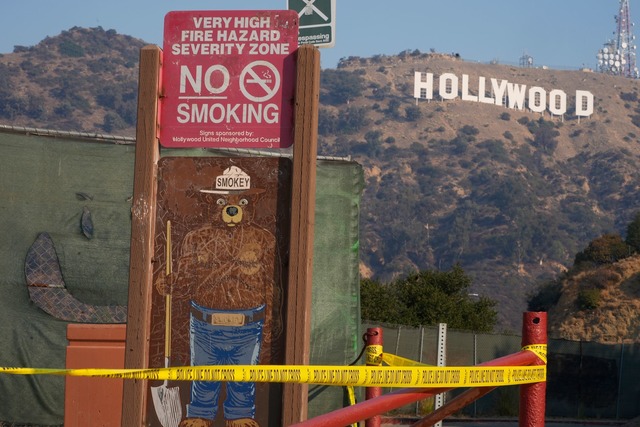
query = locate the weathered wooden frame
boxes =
[121,44,320,426]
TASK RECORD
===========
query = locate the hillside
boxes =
[320,53,640,331]
[547,254,640,343]
[3,27,640,333]
[0,27,143,135]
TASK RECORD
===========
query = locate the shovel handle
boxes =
[165,221,172,359]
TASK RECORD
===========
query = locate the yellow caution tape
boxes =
[345,385,357,427]
[522,344,547,364]
[382,353,430,367]
[0,364,546,388]
[346,385,356,405]
[365,345,383,366]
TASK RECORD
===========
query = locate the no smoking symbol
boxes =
[240,60,281,103]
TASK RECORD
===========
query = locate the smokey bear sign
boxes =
[160,11,299,148]
[148,156,291,427]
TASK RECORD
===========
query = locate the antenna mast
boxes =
[597,0,639,78]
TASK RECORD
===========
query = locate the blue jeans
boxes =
[186,301,264,421]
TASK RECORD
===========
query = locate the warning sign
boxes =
[160,10,299,148]
[288,0,335,48]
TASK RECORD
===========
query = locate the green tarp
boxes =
[0,130,363,425]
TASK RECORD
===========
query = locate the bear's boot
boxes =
[226,418,259,427]
[179,418,213,427]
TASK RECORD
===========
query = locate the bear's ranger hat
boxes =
[199,166,264,195]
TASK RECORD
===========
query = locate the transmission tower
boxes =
[597,0,639,78]
[519,51,534,68]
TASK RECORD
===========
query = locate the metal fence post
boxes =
[473,333,478,418]
[365,327,383,427]
[434,323,447,427]
[616,342,624,419]
[415,326,425,417]
[519,312,547,427]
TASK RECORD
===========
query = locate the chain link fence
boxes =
[363,322,640,421]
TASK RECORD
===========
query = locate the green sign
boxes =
[288,0,335,48]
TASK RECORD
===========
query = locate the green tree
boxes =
[361,265,497,332]
[574,233,630,266]
[360,278,400,323]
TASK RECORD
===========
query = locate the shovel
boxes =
[151,220,183,427]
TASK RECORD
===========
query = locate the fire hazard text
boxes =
[171,15,290,56]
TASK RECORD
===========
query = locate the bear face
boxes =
[204,191,265,228]
[216,194,247,227]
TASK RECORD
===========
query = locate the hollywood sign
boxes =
[413,72,594,117]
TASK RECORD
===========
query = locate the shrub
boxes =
[58,40,85,57]
[574,234,630,266]
[459,124,479,136]
[620,92,638,102]
[405,105,422,121]
[577,288,601,310]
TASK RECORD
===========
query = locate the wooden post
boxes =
[121,45,162,427]
[282,44,320,425]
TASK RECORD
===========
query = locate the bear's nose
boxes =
[226,206,239,216]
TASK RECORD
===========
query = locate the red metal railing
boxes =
[292,312,547,427]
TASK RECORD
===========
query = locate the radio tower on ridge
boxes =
[597,0,639,78]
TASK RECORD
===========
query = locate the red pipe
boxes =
[292,349,540,427]
[412,345,547,427]
[519,312,547,427]
[411,386,496,427]
[365,327,383,427]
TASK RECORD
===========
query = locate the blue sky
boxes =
[0,1,636,70]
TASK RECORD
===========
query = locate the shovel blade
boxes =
[151,384,183,427]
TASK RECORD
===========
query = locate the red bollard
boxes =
[365,327,383,427]
[519,312,547,427]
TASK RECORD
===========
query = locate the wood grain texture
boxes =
[282,44,321,425]
[121,45,162,427]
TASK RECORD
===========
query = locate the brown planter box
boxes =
[65,324,126,427]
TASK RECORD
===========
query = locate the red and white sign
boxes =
[160,10,299,148]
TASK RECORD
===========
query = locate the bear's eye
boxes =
[239,198,248,206]
[216,198,226,206]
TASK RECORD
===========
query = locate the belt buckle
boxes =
[211,312,245,326]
